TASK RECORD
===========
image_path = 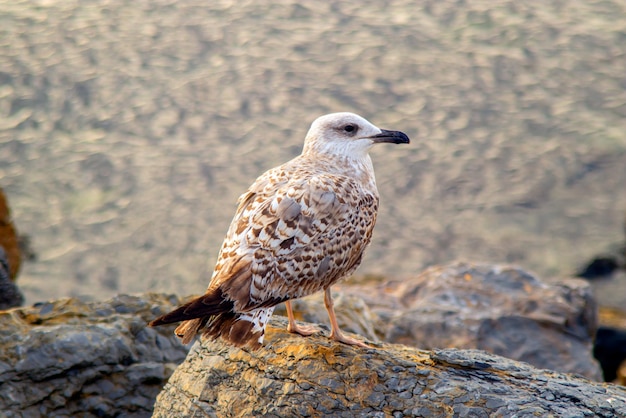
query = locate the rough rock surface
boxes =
[0,288,620,417]
[153,316,626,418]
[0,293,188,418]
[278,262,603,380]
[1,0,626,304]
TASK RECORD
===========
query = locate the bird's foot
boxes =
[287,321,318,336]
[330,331,371,348]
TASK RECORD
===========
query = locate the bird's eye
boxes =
[343,124,357,133]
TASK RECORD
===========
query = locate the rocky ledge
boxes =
[277,262,603,381]
[154,316,626,417]
[1,263,625,417]
[0,294,188,417]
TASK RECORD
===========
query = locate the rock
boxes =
[575,212,626,382]
[0,187,24,309]
[577,211,626,280]
[595,306,626,383]
[578,256,620,279]
[0,187,21,281]
[0,247,24,309]
[153,316,626,417]
[0,293,189,417]
[278,262,603,381]
[576,212,626,312]
[595,326,626,383]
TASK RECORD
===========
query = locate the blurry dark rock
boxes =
[0,293,189,418]
[578,256,620,279]
[575,214,626,312]
[0,188,24,309]
[0,187,21,281]
[574,212,626,382]
[153,316,626,417]
[285,262,602,380]
[0,247,24,309]
[594,327,626,383]
[576,214,624,279]
[595,306,626,383]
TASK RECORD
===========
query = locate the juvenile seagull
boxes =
[150,112,409,348]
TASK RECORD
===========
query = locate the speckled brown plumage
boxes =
[150,112,409,348]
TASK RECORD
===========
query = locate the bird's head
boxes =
[302,112,410,159]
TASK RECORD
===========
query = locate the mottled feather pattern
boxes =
[214,159,379,307]
[149,112,409,348]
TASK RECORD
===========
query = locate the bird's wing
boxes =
[209,169,378,312]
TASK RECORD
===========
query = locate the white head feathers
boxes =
[302,112,410,159]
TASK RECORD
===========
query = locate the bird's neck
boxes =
[300,151,378,193]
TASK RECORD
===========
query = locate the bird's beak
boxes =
[369,129,410,144]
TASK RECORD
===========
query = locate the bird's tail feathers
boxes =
[149,288,232,327]
[149,287,274,349]
[174,317,208,344]
[203,307,275,349]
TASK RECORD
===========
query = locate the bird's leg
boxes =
[285,300,318,336]
[323,287,370,348]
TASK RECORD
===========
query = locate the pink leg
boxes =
[285,300,318,336]
[324,288,370,347]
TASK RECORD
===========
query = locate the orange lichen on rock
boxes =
[0,188,21,281]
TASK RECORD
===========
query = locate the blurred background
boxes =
[0,0,625,305]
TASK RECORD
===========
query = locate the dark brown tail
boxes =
[149,288,273,348]
[149,288,232,344]
[149,288,232,327]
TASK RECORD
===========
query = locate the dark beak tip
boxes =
[373,129,410,144]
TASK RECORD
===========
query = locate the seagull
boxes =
[149,112,409,348]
